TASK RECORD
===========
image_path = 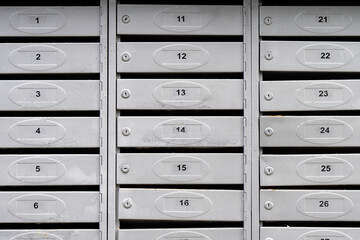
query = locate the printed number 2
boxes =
[36,54,41,61]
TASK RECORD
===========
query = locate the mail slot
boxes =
[260,6,360,36]
[261,190,360,221]
[117,42,243,73]
[0,191,99,222]
[261,154,360,186]
[0,154,99,185]
[118,228,243,240]
[118,188,243,221]
[261,227,360,240]
[261,41,360,72]
[0,80,99,111]
[0,43,99,73]
[117,79,243,110]
[0,7,99,36]
[117,117,244,147]
[117,153,243,184]
[260,80,360,112]
[117,5,243,35]
[261,116,360,147]
[0,230,100,240]
[0,117,99,148]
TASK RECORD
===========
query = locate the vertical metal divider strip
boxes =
[108,0,118,239]
[243,1,252,240]
[100,1,109,240]
[251,0,261,240]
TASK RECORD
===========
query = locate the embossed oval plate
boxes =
[152,81,210,107]
[10,232,63,240]
[157,231,210,240]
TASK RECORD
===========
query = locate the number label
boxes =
[319,200,329,207]
[177,15,185,22]
[35,17,40,24]
[35,128,41,134]
[177,53,187,60]
[35,165,41,173]
[318,90,329,97]
[320,127,330,134]
[318,16,328,23]
[320,52,331,59]
[33,202,39,209]
[35,90,41,97]
[179,199,189,206]
[321,165,331,172]
[177,164,187,171]
[176,126,186,133]
[176,89,186,96]
[35,54,41,61]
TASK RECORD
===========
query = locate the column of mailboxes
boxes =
[116,4,245,240]
[0,5,102,240]
[259,5,360,240]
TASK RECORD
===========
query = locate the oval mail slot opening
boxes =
[296,118,353,145]
[153,118,211,145]
[8,157,67,183]
[296,156,353,183]
[8,82,67,108]
[7,193,66,221]
[295,8,352,34]
[152,81,210,107]
[152,155,211,182]
[153,6,211,33]
[154,191,212,218]
[296,192,353,219]
[295,82,353,108]
[153,44,210,70]
[8,119,67,146]
[10,232,63,240]
[9,8,67,34]
[8,45,67,71]
[157,231,211,240]
[296,230,353,240]
[296,44,353,69]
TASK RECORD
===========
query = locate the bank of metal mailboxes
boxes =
[0,3,105,240]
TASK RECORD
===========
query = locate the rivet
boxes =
[122,128,131,136]
[121,89,130,99]
[121,52,131,62]
[264,127,274,136]
[265,166,274,175]
[123,198,133,208]
[265,51,274,60]
[265,92,273,101]
[122,15,130,24]
[264,201,273,210]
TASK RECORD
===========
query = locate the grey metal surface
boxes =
[0,7,100,36]
[117,5,243,35]
[0,80,99,111]
[260,6,360,36]
[260,116,360,147]
[0,155,99,186]
[261,190,360,221]
[117,42,243,73]
[0,230,100,240]
[261,41,360,72]
[260,80,360,111]
[118,117,244,147]
[118,188,243,221]
[117,79,243,110]
[117,153,243,184]
[0,192,99,222]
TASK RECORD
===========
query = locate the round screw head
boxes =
[121,89,130,99]
[121,164,130,173]
[264,16,272,25]
[264,201,273,210]
[265,51,274,60]
[121,52,131,62]
[122,127,131,136]
[123,198,133,208]
[264,127,274,136]
[122,15,130,23]
[265,92,273,101]
[264,166,274,175]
